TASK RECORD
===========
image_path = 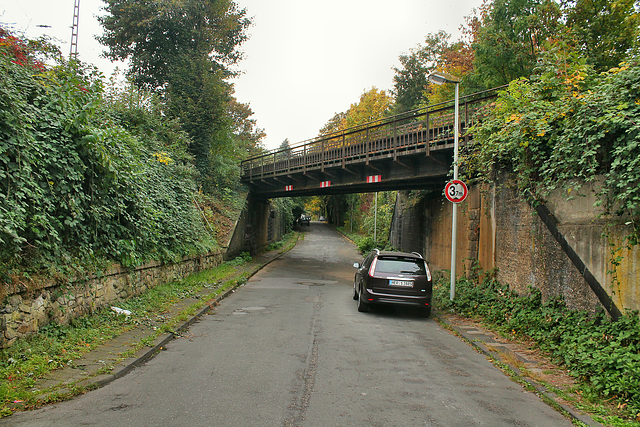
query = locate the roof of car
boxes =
[376,250,423,259]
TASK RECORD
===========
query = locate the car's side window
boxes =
[362,252,374,269]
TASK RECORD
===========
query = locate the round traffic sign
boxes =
[444,180,468,203]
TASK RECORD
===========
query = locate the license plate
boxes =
[389,279,413,288]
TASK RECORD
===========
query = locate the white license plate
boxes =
[389,279,413,288]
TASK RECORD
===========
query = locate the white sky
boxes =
[0,0,483,150]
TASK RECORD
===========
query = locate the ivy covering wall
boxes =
[0,29,217,280]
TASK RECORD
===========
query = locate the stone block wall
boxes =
[1,251,223,348]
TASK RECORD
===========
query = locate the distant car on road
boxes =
[319,216,325,221]
[299,214,311,226]
[353,249,433,317]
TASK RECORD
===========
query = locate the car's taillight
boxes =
[425,262,432,282]
[368,257,378,277]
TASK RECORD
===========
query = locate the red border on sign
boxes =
[444,180,468,203]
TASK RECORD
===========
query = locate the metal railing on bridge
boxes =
[241,87,502,183]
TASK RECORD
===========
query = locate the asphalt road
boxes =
[5,223,572,426]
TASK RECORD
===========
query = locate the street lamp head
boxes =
[427,71,461,85]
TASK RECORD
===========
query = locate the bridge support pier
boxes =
[225,195,270,259]
[226,194,291,259]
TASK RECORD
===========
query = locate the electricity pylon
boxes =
[70,0,80,59]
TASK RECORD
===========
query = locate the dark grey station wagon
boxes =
[353,250,433,317]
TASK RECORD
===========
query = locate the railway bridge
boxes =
[240,88,499,199]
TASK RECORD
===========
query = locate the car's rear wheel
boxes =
[422,306,431,318]
[357,292,369,312]
[352,284,358,301]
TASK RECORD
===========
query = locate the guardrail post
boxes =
[393,118,398,161]
[425,111,430,156]
[464,99,470,145]
[321,139,325,171]
[342,132,345,168]
[366,127,370,165]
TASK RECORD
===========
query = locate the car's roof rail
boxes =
[411,251,423,258]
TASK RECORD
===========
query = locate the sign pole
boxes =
[450,81,460,301]
[374,192,378,246]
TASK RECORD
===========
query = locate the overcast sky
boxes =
[1,0,483,150]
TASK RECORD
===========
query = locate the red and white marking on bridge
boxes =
[285,185,293,191]
[320,181,331,188]
[366,175,382,183]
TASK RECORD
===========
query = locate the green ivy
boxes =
[0,31,216,277]
[467,49,640,244]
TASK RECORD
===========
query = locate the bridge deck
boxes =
[241,89,499,198]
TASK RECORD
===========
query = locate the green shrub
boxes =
[0,29,216,275]
[356,236,377,253]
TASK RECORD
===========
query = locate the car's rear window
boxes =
[375,258,425,275]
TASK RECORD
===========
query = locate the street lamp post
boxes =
[374,192,378,246]
[427,71,461,301]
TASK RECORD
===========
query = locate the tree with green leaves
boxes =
[471,0,562,88]
[563,0,640,72]
[98,0,252,185]
[392,31,452,112]
[227,97,266,160]
[98,0,249,90]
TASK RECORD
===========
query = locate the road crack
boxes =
[284,295,324,426]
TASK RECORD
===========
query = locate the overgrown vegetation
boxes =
[466,53,640,244]
[0,32,208,276]
[0,19,262,281]
[434,275,640,423]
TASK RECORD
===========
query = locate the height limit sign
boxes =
[444,180,468,203]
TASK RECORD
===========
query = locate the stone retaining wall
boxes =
[1,251,224,348]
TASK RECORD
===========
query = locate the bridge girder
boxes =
[245,150,453,199]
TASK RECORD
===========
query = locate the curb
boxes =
[433,311,604,427]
